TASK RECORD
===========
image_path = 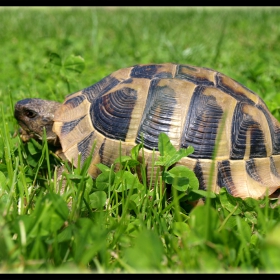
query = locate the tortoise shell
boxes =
[52,63,280,199]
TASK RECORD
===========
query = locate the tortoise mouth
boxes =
[17,127,36,143]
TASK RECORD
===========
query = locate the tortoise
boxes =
[14,63,280,199]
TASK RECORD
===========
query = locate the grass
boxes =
[1,6,280,273]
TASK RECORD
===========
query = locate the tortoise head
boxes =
[14,98,62,146]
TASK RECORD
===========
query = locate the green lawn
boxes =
[1,7,280,273]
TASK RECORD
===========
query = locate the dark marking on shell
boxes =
[61,115,86,135]
[176,65,215,86]
[82,75,120,102]
[217,160,233,195]
[194,160,207,190]
[136,80,177,149]
[216,73,256,105]
[181,86,223,159]
[270,156,280,178]
[131,64,165,79]
[122,78,134,84]
[64,95,86,108]
[257,104,280,155]
[245,158,263,183]
[99,138,106,164]
[90,87,137,141]
[77,131,95,163]
[230,102,266,159]
[250,125,267,158]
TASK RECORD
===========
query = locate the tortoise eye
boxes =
[25,110,36,118]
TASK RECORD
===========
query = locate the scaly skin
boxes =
[14,98,61,147]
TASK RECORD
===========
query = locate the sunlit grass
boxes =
[1,7,280,273]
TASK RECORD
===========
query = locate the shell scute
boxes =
[82,74,121,103]
[130,63,175,79]
[230,102,268,160]
[90,87,137,141]
[54,95,89,122]
[136,79,177,150]
[175,65,216,86]
[216,73,259,104]
[181,86,224,159]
